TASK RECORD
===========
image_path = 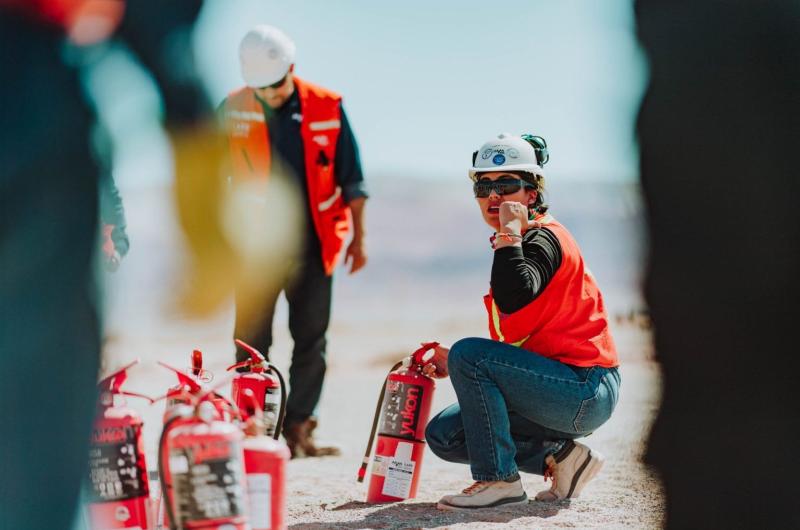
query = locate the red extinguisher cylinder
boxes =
[360,343,439,503]
[86,411,151,529]
[161,409,249,530]
[85,360,153,529]
[242,436,291,530]
[229,339,287,440]
[231,373,282,436]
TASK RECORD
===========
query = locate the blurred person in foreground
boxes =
[0,1,211,528]
[220,25,369,458]
[637,1,800,527]
[423,133,620,510]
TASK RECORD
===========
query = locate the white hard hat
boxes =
[468,133,546,181]
[239,25,296,88]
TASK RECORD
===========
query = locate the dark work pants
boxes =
[234,247,332,428]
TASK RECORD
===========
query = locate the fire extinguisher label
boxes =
[379,381,424,440]
[370,455,389,477]
[170,442,246,523]
[382,442,416,499]
[87,425,148,502]
[246,473,271,528]
[264,388,280,436]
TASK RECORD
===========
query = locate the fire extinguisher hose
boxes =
[357,361,403,483]
[265,361,287,441]
[158,415,183,530]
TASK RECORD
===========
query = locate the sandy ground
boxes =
[99,181,664,529]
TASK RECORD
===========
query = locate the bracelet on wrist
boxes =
[490,232,523,250]
[495,232,522,241]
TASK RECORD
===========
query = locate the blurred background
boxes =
[6,0,797,527]
[90,6,659,524]
[96,0,650,369]
[1,1,659,527]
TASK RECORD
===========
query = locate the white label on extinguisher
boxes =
[247,473,272,529]
[371,455,388,477]
[169,455,189,473]
[381,442,416,499]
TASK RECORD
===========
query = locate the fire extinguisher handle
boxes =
[97,359,140,394]
[228,339,268,371]
[411,341,440,367]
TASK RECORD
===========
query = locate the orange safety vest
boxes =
[484,214,619,368]
[222,77,351,276]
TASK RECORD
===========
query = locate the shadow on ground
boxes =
[289,499,570,529]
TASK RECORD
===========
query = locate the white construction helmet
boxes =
[468,133,548,181]
[239,25,296,88]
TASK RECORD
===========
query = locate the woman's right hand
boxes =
[421,343,450,379]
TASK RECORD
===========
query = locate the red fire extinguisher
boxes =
[227,339,287,439]
[240,389,291,530]
[85,359,155,529]
[357,342,439,503]
[158,392,249,530]
[159,350,233,423]
[155,352,236,529]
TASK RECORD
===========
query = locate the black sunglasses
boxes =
[473,177,533,198]
[259,74,289,90]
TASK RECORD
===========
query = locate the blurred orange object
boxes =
[0,0,125,45]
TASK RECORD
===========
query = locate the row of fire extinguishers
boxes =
[84,339,289,530]
[84,340,441,529]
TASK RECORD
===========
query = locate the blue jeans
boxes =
[425,338,620,482]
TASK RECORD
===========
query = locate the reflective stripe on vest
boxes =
[318,186,342,212]
[490,300,530,347]
[223,77,351,276]
[227,110,264,122]
[309,119,341,131]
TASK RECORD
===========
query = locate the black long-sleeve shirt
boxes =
[490,227,563,314]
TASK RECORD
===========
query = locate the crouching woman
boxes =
[424,133,620,511]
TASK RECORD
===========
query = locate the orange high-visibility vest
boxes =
[484,214,619,368]
[222,77,350,276]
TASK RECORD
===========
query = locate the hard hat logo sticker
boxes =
[481,148,494,160]
[492,154,506,165]
[507,148,519,159]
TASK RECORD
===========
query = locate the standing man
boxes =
[221,25,368,458]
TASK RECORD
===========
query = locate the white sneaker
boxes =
[437,479,528,511]
[535,441,604,501]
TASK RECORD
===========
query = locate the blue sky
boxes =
[87,0,647,186]
[194,0,647,182]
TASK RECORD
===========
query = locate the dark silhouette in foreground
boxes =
[637,1,800,528]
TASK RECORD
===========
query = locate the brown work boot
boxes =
[282,417,341,458]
